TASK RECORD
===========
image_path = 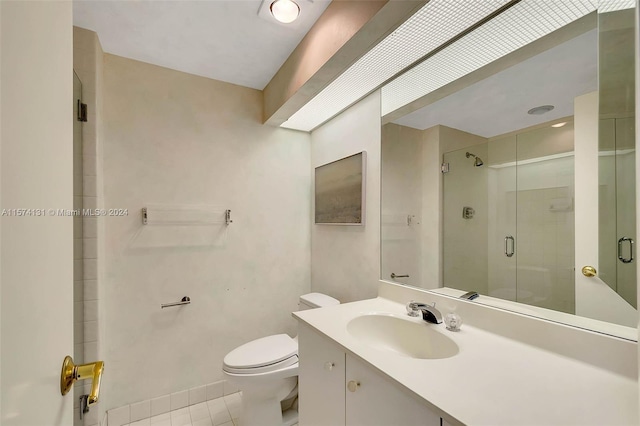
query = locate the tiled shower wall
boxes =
[73,26,106,426]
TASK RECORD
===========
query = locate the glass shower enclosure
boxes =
[443,121,576,314]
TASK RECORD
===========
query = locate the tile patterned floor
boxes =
[123,393,242,426]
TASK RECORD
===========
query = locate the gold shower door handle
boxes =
[581,266,597,277]
[60,356,104,405]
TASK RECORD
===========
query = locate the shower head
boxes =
[465,152,484,167]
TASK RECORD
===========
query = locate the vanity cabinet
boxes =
[298,323,441,426]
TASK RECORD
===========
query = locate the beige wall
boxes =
[381,124,424,287]
[381,124,487,290]
[311,91,381,302]
[102,54,311,409]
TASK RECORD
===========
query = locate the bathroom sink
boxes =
[347,313,459,359]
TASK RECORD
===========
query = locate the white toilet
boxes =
[222,293,340,426]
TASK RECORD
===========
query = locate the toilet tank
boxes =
[298,293,340,311]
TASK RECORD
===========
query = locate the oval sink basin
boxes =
[347,314,459,359]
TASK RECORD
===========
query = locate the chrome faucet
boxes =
[406,300,443,324]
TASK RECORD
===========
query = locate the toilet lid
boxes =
[223,334,298,370]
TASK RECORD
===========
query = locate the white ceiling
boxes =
[73,0,331,90]
[393,29,598,138]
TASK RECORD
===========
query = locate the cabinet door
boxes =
[345,354,440,426]
[298,323,346,426]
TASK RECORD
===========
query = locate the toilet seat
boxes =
[223,334,298,374]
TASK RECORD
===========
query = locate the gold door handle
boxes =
[60,356,104,405]
[581,266,597,277]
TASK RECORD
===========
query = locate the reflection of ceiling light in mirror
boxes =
[527,105,555,115]
[381,0,600,116]
[270,0,300,24]
[280,0,512,131]
[551,122,567,128]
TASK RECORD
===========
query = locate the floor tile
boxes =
[223,393,242,419]
[170,407,190,418]
[189,402,209,421]
[171,413,192,426]
[150,413,171,425]
[207,398,231,426]
[117,390,240,426]
[192,418,213,426]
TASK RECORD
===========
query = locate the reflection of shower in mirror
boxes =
[465,151,484,167]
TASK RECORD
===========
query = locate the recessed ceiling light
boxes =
[551,122,567,128]
[270,0,300,24]
[527,105,555,115]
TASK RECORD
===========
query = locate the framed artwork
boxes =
[314,151,366,225]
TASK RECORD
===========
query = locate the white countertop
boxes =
[293,296,638,426]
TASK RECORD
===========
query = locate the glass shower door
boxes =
[603,117,637,308]
[486,136,517,301]
[515,123,575,314]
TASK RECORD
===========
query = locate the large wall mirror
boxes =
[380,0,637,337]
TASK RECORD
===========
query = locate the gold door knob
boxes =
[347,380,360,392]
[60,356,104,405]
[581,266,597,277]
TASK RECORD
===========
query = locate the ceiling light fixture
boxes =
[551,122,567,128]
[270,0,300,24]
[527,105,555,115]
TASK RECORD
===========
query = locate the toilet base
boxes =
[226,374,297,426]
[282,408,298,426]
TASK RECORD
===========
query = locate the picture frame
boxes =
[314,151,366,225]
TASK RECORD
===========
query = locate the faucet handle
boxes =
[406,300,420,317]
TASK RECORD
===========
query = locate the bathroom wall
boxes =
[381,124,424,287]
[310,91,381,303]
[73,27,106,426]
[442,144,489,295]
[381,124,486,290]
[102,54,311,409]
[421,126,487,289]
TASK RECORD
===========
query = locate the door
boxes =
[1,1,74,425]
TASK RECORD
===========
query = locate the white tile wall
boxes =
[205,383,223,401]
[74,25,105,426]
[85,279,98,300]
[222,382,238,397]
[109,405,130,426]
[84,237,98,258]
[130,400,151,423]
[150,395,171,417]
[189,386,206,406]
[170,390,189,411]
[83,217,98,238]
